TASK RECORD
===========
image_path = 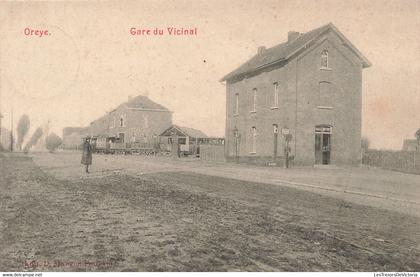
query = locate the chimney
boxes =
[257,46,266,54]
[288,31,300,43]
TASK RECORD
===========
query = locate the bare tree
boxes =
[16,114,30,151]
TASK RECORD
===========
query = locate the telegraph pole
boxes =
[0,38,2,150]
[10,107,13,152]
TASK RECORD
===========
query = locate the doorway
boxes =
[315,125,332,165]
[118,132,125,143]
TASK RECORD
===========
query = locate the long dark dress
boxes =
[81,141,92,165]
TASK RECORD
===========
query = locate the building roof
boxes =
[90,95,170,125]
[120,95,170,111]
[221,23,371,82]
[178,126,207,138]
[160,125,207,138]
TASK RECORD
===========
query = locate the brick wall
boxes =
[225,30,364,166]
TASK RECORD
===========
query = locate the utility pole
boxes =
[0,39,2,150]
[10,107,13,152]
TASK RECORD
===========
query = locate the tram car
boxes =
[90,136,157,155]
[90,136,115,154]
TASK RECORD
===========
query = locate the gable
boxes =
[160,125,207,138]
[160,126,188,137]
[221,23,371,82]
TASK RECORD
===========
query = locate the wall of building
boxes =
[225,62,295,163]
[294,32,363,165]
[90,105,172,144]
[225,30,364,166]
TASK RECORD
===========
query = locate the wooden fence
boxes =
[199,144,225,162]
[363,150,420,174]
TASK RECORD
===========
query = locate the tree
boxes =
[17,114,30,151]
[23,127,43,153]
[45,133,62,153]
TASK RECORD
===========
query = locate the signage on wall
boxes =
[315,126,332,134]
[281,128,290,135]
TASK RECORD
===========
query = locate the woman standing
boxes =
[81,137,92,173]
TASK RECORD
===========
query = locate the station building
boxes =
[221,23,371,166]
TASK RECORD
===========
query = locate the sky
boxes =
[0,0,419,150]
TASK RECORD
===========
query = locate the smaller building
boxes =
[401,129,420,152]
[62,127,90,150]
[159,125,207,157]
[402,139,418,152]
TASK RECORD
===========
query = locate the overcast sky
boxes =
[0,0,419,150]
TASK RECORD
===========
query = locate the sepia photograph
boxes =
[0,0,419,275]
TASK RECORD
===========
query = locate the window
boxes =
[321,50,329,69]
[119,115,125,127]
[234,93,239,115]
[318,81,333,107]
[251,127,257,153]
[272,82,279,108]
[251,88,257,112]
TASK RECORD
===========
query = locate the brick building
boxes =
[89,95,173,144]
[221,23,371,166]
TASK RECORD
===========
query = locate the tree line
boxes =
[0,114,62,153]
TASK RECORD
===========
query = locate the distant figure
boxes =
[81,137,92,173]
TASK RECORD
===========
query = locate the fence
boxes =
[199,144,225,162]
[363,150,420,174]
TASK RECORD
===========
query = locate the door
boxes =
[315,133,322,164]
[321,133,331,164]
[315,125,332,165]
[118,133,125,143]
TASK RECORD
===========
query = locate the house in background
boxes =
[221,23,371,166]
[402,129,420,152]
[89,95,173,145]
[62,127,90,150]
[402,139,418,152]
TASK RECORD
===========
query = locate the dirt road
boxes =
[1,154,419,271]
[32,151,420,217]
